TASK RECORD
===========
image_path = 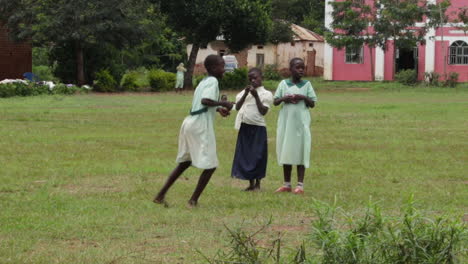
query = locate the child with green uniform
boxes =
[273,58,317,194]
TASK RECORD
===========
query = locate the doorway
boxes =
[396,47,418,73]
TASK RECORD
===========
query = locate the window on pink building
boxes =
[449,41,468,65]
[345,46,364,64]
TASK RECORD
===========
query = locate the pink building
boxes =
[324,0,468,82]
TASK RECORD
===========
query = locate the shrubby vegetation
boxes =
[395,69,418,86]
[203,197,467,263]
[263,64,282,81]
[148,69,176,92]
[0,82,89,98]
[220,68,249,90]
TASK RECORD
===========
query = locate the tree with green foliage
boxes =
[456,7,468,34]
[0,0,153,85]
[271,0,326,34]
[157,0,271,89]
[326,0,434,81]
[325,0,376,80]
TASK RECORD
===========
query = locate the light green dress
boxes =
[175,64,186,89]
[176,76,219,169]
[274,80,317,168]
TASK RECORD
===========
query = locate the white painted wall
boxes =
[324,0,334,80]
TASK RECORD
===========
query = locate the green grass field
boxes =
[0,82,467,263]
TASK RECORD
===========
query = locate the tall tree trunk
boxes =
[184,43,200,90]
[75,40,85,86]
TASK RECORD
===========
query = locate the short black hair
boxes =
[289,57,304,68]
[248,67,263,76]
[204,54,223,73]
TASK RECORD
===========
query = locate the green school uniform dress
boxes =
[274,80,317,168]
[176,76,219,169]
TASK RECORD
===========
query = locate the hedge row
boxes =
[0,82,89,98]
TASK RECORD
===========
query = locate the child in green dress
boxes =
[273,58,317,194]
[153,55,233,207]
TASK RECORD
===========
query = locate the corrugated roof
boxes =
[291,24,324,42]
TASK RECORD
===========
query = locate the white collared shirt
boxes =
[234,86,273,129]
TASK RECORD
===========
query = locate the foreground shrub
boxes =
[203,196,466,263]
[220,67,248,90]
[148,69,176,92]
[93,69,117,92]
[396,69,418,86]
[263,64,281,80]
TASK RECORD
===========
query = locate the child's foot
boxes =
[187,199,198,208]
[293,187,304,195]
[244,186,256,191]
[275,186,292,193]
[153,197,169,207]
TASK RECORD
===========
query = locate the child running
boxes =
[273,58,317,194]
[154,55,233,207]
[231,68,273,191]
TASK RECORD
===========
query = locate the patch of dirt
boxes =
[463,214,468,223]
[270,225,308,232]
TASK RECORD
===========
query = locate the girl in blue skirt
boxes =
[231,68,273,191]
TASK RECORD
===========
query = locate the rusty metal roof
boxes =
[291,24,324,42]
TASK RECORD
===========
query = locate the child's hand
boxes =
[217,107,230,117]
[283,94,294,104]
[249,86,258,98]
[222,101,234,110]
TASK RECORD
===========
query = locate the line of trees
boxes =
[1,0,466,86]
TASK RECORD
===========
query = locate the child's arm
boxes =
[201,98,234,110]
[274,96,293,106]
[293,95,315,108]
[249,88,268,115]
[235,86,250,111]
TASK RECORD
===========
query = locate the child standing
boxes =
[231,68,273,191]
[154,55,233,207]
[274,58,317,194]
[175,63,186,93]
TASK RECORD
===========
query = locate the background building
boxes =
[324,0,468,82]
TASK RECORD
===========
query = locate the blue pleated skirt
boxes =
[231,123,267,180]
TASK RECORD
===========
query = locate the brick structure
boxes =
[0,24,32,80]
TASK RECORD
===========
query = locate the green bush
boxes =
[444,72,459,88]
[424,72,441,87]
[33,65,58,82]
[93,69,117,92]
[52,84,83,95]
[220,67,248,90]
[395,69,418,86]
[0,81,88,98]
[148,69,176,92]
[263,64,281,80]
[121,71,140,91]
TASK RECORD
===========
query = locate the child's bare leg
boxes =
[294,165,305,194]
[244,180,255,191]
[188,168,216,206]
[254,179,261,189]
[153,161,191,203]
